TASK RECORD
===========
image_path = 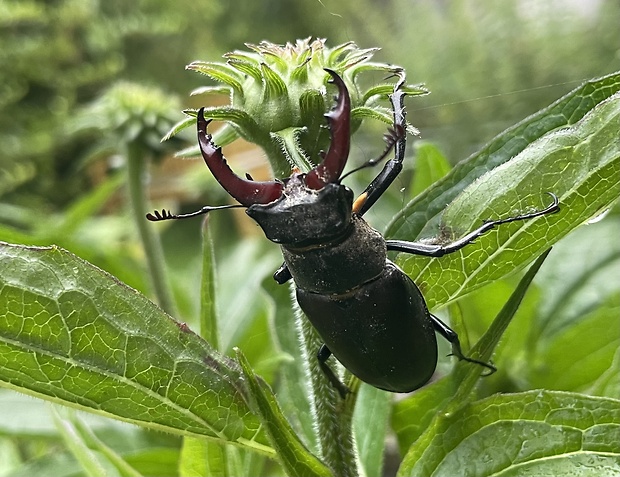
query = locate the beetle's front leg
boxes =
[318,344,350,398]
[430,314,496,375]
[354,74,408,216]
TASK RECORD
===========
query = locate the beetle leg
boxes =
[386,192,560,257]
[430,314,496,375]
[318,344,350,398]
[273,263,292,284]
[355,72,408,216]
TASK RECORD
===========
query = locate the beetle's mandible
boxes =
[148,69,560,397]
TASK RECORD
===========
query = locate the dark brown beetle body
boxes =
[247,175,437,392]
[297,262,437,392]
[148,69,560,396]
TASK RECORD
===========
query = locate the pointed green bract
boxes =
[235,349,332,477]
[164,38,427,176]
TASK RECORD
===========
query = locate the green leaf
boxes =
[396,86,620,308]
[161,115,196,142]
[393,249,551,454]
[530,217,620,338]
[179,437,225,477]
[62,410,144,477]
[177,220,228,477]
[227,58,263,83]
[524,218,620,395]
[0,242,273,455]
[195,106,261,133]
[353,385,390,477]
[387,71,620,240]
[351,106,419,136]
[530,294,619,393]
[51,407,117,477]
[199,218,219,349]
[350,106,393,125]
[408,141,452,199]
[190,85,232,97]
[235,348,332,477]
[262,276,318,455]
[391,378,454,456]
[55,174,125,238]
[447,249,552,406]
[397,390,620,477]
[361,83,428,105]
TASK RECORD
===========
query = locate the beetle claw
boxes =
[448,351,497,376]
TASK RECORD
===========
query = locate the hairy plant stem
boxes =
[126,141,177,316]
[299,316,359,477]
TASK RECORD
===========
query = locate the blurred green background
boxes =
[3,0,618,212]
[1,0,619,475]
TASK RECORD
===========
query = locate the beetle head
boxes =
[246,175,354,245]
[198,69,353,246]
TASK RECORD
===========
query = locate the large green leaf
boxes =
[0,242,272,455]
[392,249,551,455]
[393,78,620,308]
[525,218,620,396]
[397,390,620,477]
[387,71,620,240]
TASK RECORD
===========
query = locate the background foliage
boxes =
[1,0,619,476]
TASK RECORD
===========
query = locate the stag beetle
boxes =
[148,69,559,397]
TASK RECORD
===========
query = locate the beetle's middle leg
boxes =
[386,192,559,257]
[317,344,350,398]
[430,314,496,375]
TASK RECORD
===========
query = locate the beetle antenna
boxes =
[146,204,244,222]
[339,124,405,182]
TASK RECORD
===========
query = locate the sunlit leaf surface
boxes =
[0,243,272,454]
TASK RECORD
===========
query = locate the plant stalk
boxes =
[126,141,177,316]
[299,316,359,477]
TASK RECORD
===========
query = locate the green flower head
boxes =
[165,38,427,177]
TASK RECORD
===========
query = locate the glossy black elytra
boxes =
[147,69,560,397]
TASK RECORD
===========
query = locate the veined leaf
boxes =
[387,71,620,240]
[236,349,331,477]
[392,249,551,454]
[396,85,620,308]
[398,390,620,477]
[0,242,273,455]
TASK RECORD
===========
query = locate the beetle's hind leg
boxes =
[430,314,496,376]
[318,344,351,398]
